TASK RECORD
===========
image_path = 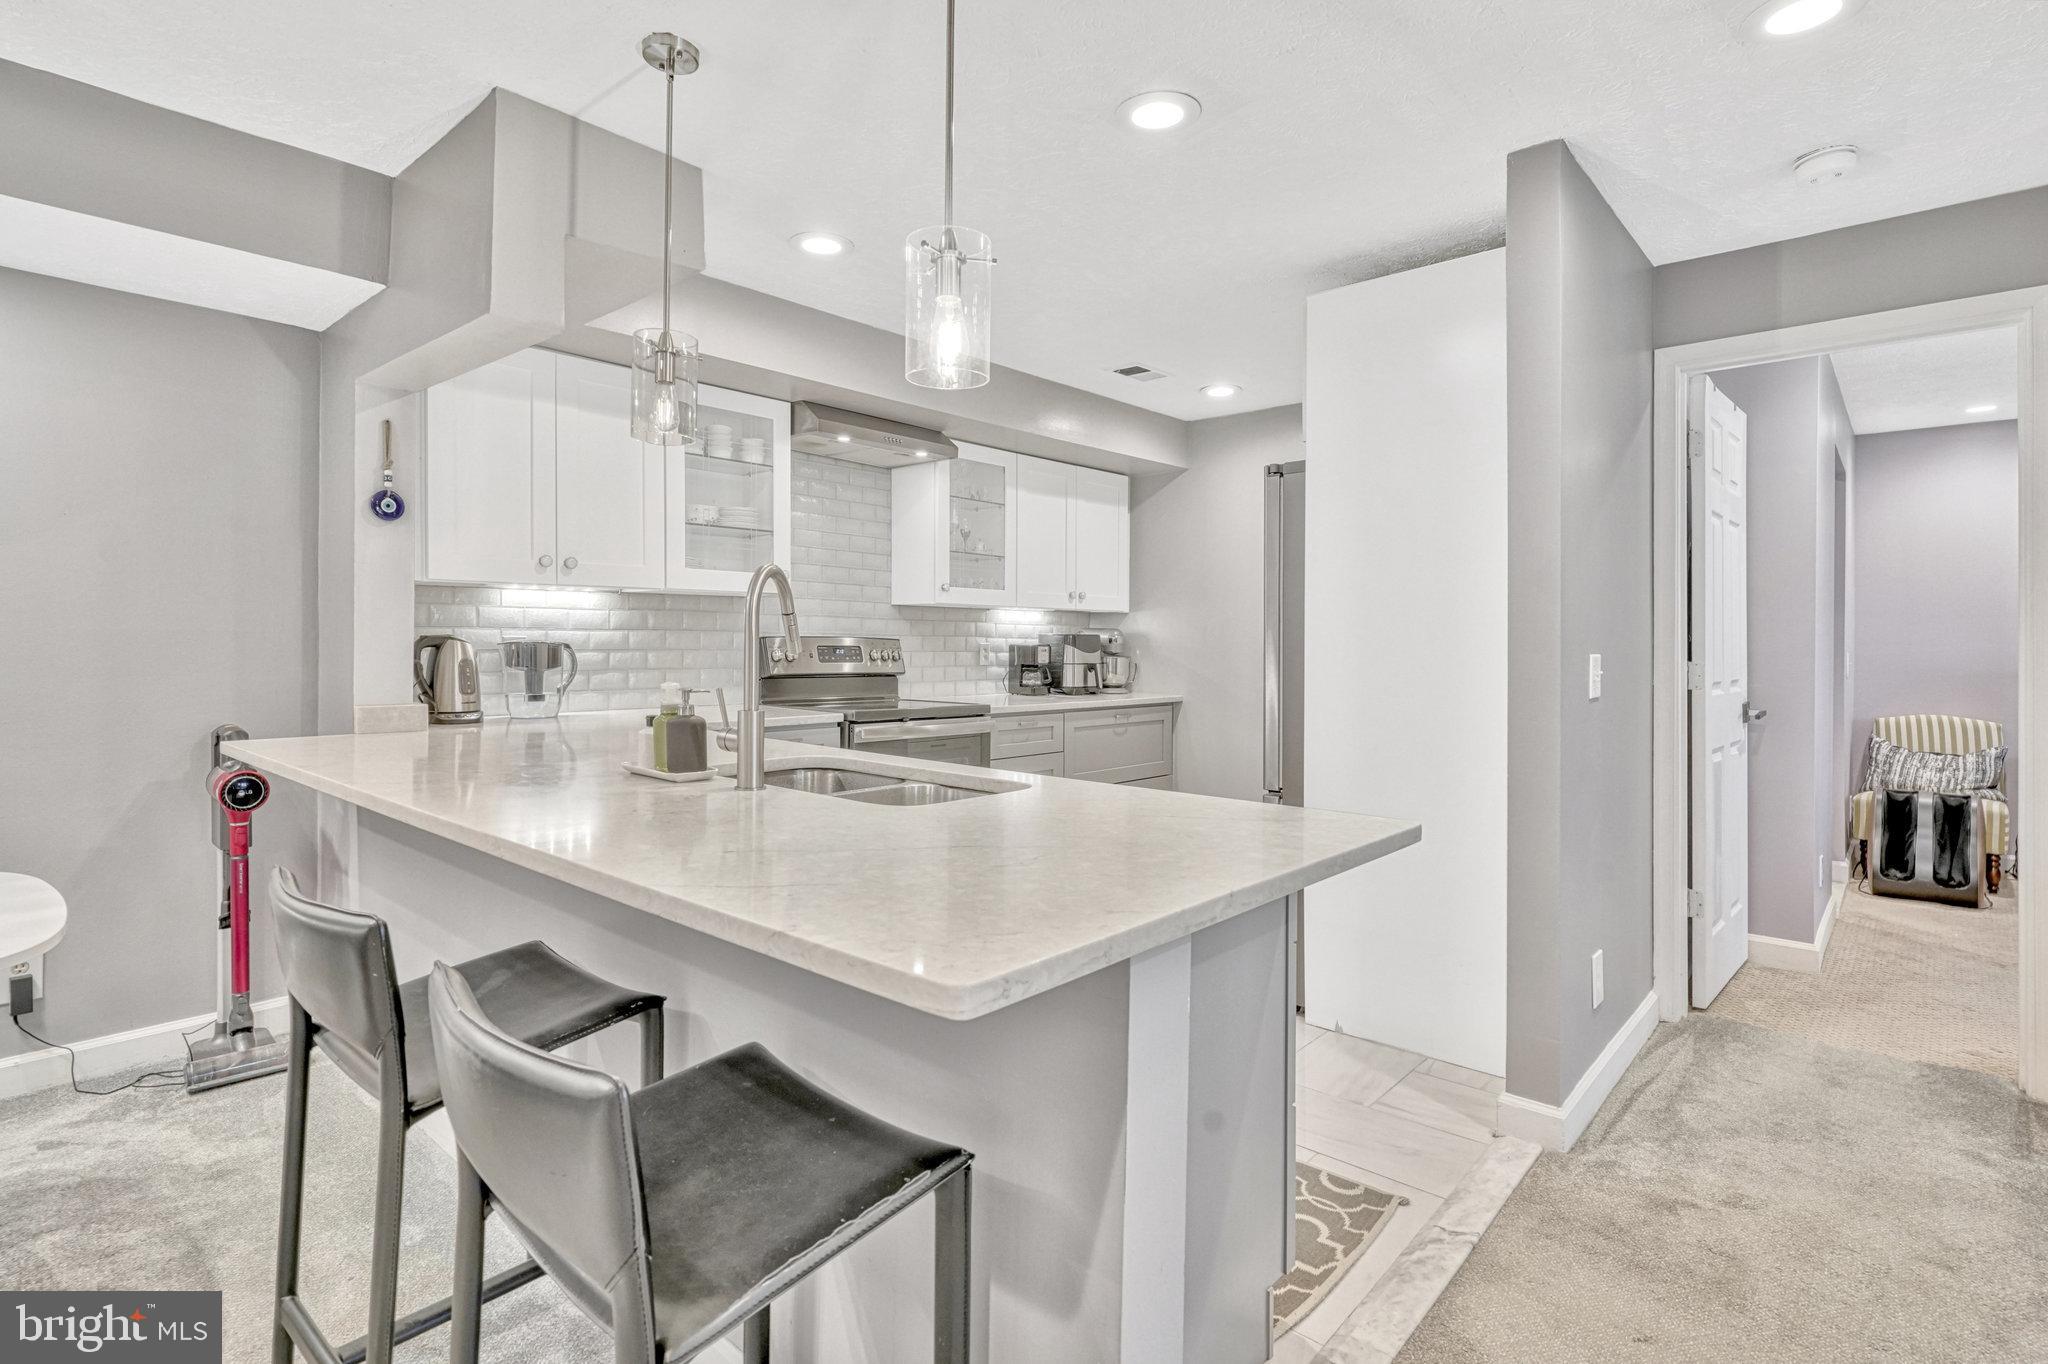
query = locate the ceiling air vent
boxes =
[1111,364,1170,383]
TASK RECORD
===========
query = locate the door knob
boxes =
[1742,703,1768,724]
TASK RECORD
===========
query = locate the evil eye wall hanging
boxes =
[369,418,406,522]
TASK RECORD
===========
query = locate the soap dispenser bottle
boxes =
[651,682,710,774]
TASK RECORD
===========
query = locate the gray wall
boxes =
[0,268,319,1057]
[1504,142,1655,1108]
[1654,185,2048,349]
[1710,356,1855,943]
[1853,421,2021,839]
[1118,406,1301,801]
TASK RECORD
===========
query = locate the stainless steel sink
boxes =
[762,767,902,796]
[836,781,992,807]
[760,766,1005,805]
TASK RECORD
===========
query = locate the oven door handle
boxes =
[849,719,996,745]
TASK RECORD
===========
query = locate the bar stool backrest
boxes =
[426,962,657,1349]
[269,868,406,1097]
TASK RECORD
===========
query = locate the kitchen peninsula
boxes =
[224,714,1418,1364]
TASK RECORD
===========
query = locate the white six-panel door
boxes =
[1690,376,1752,1006]
[553,354,665,589]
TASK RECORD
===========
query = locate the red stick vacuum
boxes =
[185,725,288,1093]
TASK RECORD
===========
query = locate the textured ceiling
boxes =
[3,1,2046,419]
[1829,328,2020,435]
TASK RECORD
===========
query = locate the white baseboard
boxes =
[1746,879,1844,976]
[0,996,289,1101]
[1497,990,1658,1152]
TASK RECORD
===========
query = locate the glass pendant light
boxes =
[906,0,994,390]
[632,33,702,445]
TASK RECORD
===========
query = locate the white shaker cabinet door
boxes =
[424,349,557,585]
[1015,454,1074,610]
[553,354,666,589]
[1067,466,1129,613]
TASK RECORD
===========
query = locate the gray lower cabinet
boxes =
[1063,705,1175,785]
[990,712,1065,759]
[993,751,1066,778]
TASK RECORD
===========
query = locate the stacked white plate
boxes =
[686,504,720,525]
[738,435,769,465]
[703,423,735,460]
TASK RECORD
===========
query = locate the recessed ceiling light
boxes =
[1116,91,1201,132]
[790,231,851,256]
[1201,383,1239,399]
[1740,0,1863,39]
[1792,144,1859,185]
[1966,404,1998,415]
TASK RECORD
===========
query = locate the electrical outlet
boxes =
[6,961,28,976]
[1587,653,1603,700]
[1591,950,1605,1010]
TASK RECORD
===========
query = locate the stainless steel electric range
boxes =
[757,635,994,766]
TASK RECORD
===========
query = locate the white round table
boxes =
[0,873,67,970]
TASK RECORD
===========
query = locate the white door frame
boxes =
[1651,285,2048,1103]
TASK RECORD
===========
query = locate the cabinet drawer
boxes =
[1064,706,1174,784]
[773,723,844,748]
[990,712,1065,759]
[993,751,1065,778]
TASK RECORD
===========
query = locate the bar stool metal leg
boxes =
[272,1002,313,1364]
[639,1007,665,1088]
[740,1308,771,1364]
[934,1165,972,1364]
[363,1059,410,1364]
[449,1155,487,1364]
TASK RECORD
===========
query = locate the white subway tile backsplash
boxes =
[417,452,1092,715]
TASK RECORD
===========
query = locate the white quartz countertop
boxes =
[224,713,1416,1020]
[980,691,1182,715]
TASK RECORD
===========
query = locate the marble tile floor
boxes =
[1269,1022,1537,1364]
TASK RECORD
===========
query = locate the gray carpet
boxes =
[1395,1015,2048,1362]
[0,1057,606,1363]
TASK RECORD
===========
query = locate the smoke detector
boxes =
[1792,145,1860,185]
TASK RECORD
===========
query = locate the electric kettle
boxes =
[414,635,482,724]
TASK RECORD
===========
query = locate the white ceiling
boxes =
[1829,328,2020,435]
[4,1,2046,420]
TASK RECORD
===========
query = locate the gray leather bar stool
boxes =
[425,961,973,1364]
[268,869,666,1364]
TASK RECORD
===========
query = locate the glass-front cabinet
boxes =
[891,442,1018,607]
[665,382,794,595]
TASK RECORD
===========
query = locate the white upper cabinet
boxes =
[1013,454,1130,613]
[423,349,558,586]
[1015,454,1072,610]
[665,383,794,595]
[554,354,665,590]
[422,355,792,595]
[892,442,1019,607]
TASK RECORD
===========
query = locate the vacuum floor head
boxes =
[185,1025,288,1093]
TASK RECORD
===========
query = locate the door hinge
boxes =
[1687,888,1707,921]
[1686,425,1705,464]
[1686,661,1704,691]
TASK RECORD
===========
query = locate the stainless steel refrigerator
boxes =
[1265,461,1307,1008]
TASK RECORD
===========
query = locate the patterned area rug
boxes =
[1273,1160,1404,1333]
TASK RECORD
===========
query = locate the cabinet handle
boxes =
[1079,591,1088,603]
[537,554,553,569]
[940,582,951,593]
[563,556,579,571]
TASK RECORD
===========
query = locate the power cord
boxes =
[11,1016,198,1096]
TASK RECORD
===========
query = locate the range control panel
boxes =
[759,634,906,676]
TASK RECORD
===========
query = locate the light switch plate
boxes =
[1591,950,1605,1010]
[1588,653,1604,700]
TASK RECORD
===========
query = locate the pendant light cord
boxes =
[661,49,676,341]
[943,0,956,229]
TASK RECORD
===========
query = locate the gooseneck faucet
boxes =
[735,563,802,790]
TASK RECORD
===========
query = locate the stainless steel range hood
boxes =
[791,402,958,467]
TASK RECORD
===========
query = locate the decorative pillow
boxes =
[1864,735,2006,794]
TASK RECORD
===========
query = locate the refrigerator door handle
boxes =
[1263,467,1285,797]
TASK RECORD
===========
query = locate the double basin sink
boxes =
[762,766,1011,807]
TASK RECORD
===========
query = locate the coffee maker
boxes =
[1039,633,1103,694]
[1007,643,1051,696]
